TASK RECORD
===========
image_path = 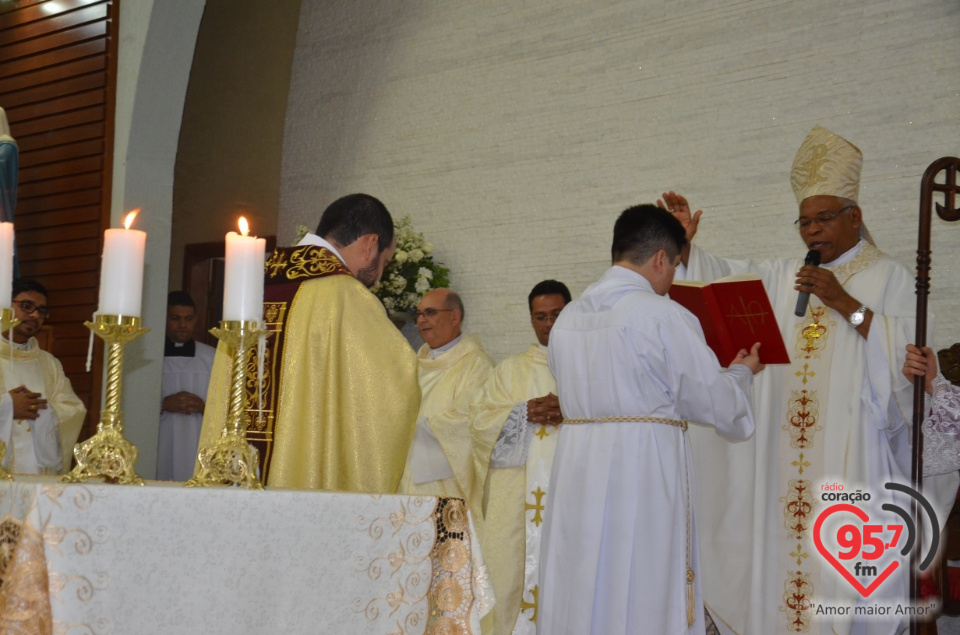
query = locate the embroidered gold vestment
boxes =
[197,244,419,493]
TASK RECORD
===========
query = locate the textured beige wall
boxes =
[170,0,301,289]
[280,0,960,362]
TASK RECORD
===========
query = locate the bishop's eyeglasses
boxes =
[794,205,854,231]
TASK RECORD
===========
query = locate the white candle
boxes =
[223,217,265,322]
[0,222,13,306]
[97,210,146,317]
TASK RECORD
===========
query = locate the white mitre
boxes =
[790,125,873,244]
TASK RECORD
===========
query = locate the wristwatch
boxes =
[849,305,868,327]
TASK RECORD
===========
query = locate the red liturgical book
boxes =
[669,274,791,366]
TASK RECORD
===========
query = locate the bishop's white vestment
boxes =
[539,266,756,635]
[473,344,559,635]
[683,241,959,635]
[158,339,216,481]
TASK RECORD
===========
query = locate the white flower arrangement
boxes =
[374,216,449,314]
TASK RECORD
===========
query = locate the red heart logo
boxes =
[813,503,899,597]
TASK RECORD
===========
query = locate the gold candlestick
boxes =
[186,320,266,489]
[62,314,148,485]
[0,307,20,480]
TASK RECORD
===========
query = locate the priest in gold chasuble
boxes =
[197,194,419,493]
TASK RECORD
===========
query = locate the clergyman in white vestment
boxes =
[474,279,570,635]
[665,126,959,634]
[0,279,85,475]
[158,292,215,481]
[398,289,495,526]
[539,205,761,635]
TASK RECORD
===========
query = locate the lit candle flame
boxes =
[123,209,140,229]
[238,216,250,236]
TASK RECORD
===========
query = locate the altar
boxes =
[0,478,491,634]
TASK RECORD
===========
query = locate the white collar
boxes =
[824,239,865,268]
[297,233,346,266]
[428,333,463,359]
[2,336,31,351]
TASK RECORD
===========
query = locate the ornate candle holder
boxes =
[62,314,148,485]
[0,307,20,480]
[186,320,267,489]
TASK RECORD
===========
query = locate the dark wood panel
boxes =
[1,3,108,45]
[24,270,97,291]
[13,104,104,136]
[65,377,92,397]
[52,338,99,358]
[16,186,101,214]
[0,54,103,95]
[18,172,103,199]
[0,21,106,65]
[42,287,98,308]
[24,255,99,278]
[16,204,101,229]
[1,70,105,110]
[1,0,117,451]
[19,121,105,153]
[19,155,103,183]
[7,88,104,124]
[19,237,100,262]
[49,305,101,323]
[0,0,94,30]
[63,373,92,393]
[17,221,100,245]
[0,38,105,80]
[18,138,103,170]
[38,322,97,341]
[61,357,94,375]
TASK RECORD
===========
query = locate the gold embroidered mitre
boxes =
[790,126,862,205]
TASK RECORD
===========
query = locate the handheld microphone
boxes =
[794,250,822,317]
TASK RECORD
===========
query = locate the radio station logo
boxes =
[813,482,939,599]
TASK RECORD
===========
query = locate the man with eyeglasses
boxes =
[0,278,85,475]
[472,279,569,635]
[664,127,958,634]
[398,288,494,534]
[197,194,419,493]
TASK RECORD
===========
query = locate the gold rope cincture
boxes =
[563,416,688,430]
[562,416,696,626]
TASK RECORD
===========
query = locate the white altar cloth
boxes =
[0,477,490,634]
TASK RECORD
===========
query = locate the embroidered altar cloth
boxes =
[0,477,490,634]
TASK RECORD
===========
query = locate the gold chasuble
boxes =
[473,344,558,635]
[197,244,419,493]
[398,334,495,527]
